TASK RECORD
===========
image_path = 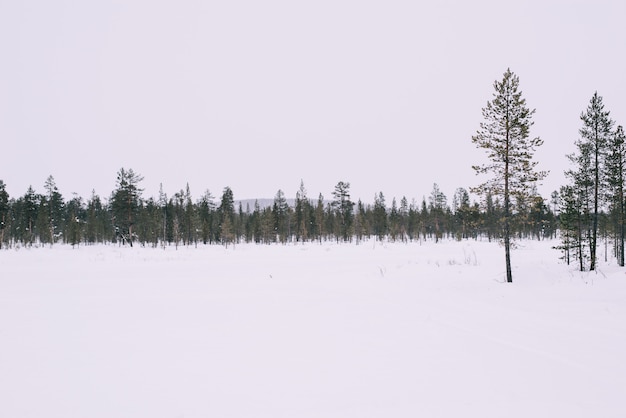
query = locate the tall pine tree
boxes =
[605,125,626,266]
[571,92,614,270]
[110,168,144,247]
[471,69,547,283]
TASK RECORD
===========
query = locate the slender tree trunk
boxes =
[504,127,512,283]
[563,226,570,265]
[578,211,584,272]
[618,175,624,267]
[591,131,600,271]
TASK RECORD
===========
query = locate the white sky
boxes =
[1,0,625,204]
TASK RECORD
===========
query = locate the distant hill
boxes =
[234,198,295,210]
[235,198,329,210]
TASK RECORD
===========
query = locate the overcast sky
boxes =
[1,0,625,205]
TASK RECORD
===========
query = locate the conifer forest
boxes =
[0,71,623,274]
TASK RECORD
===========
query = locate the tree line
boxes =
[0,172,557,250]
[1,68,624,281]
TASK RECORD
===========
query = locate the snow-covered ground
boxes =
[1,239,625,418]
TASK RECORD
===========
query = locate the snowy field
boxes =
[1,239,625,418]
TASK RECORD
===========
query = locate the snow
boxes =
[1,239,625,417]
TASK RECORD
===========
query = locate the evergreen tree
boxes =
[605,125,625,266]
[314,193,325,243]
[140,197,161,247]
[567,93,614,270]
[218,187,235,246]
[65,194,84,247]
[399,196,409,242]
[171,190,185,248]
[110,168,144,247]
[273,189,289,243]
[22,186,39,246]
[197,190,215,245]
[420,197,428,241]
[331,181,354,242]
[158,183,168,247]
[471,68,547,282]
[389,197,401,241]
[294,180,310,242]
[453,187,471,239]
[429,183,448,243]
[43,176,64,246]
[0,180,8,249]
[577,92,614,270]
[250,200,262,243]
[86,196,106,244]
[354,199,367,244]
[372,192,387,241]
[566,140,593,269]
[558,185,586,270]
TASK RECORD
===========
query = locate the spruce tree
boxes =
[429,183,448,243]
[273,189,289,243]
[294,180,310,242]
[373,192,387,241]
[22,186,39,246]
[197,190,215,245]
[471,68,547,283]
[43,176,64,246]
[453,188,471,240]
[110,168,144,247]
[331,181,354,242]
[66,194,84,247]
[218,187,235,246]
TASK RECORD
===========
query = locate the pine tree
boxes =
[314,194,325,243]
[453,187,471,240]
[354,199,367,243]
[429,183,448,243]
[183,183,197,246]
[21,186,39,246]
[373,192,387,241]
[294,180,310,242]
[566,140,593,269]
[218,187,235,246]
[558,185,586,270]
[389,197,400,241]
[0,180,8,249]
[43,176,64,246]
[158,184,168,247]
[110,168,144,247]
[399,196,409,242]
[66,194,84,247]
[605,125,626,266]
[570,93,614,270]
[273,189,289,243]
[197,189,215,245]
[331,181,354,242]
[471,68,547,283]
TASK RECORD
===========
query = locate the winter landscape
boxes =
[2,238,625,418]
[3,0,626,416]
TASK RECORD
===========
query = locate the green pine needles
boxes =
[471,68,548,282]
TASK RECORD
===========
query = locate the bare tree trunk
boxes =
[617,185,624,267]
[504,118,513,283]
